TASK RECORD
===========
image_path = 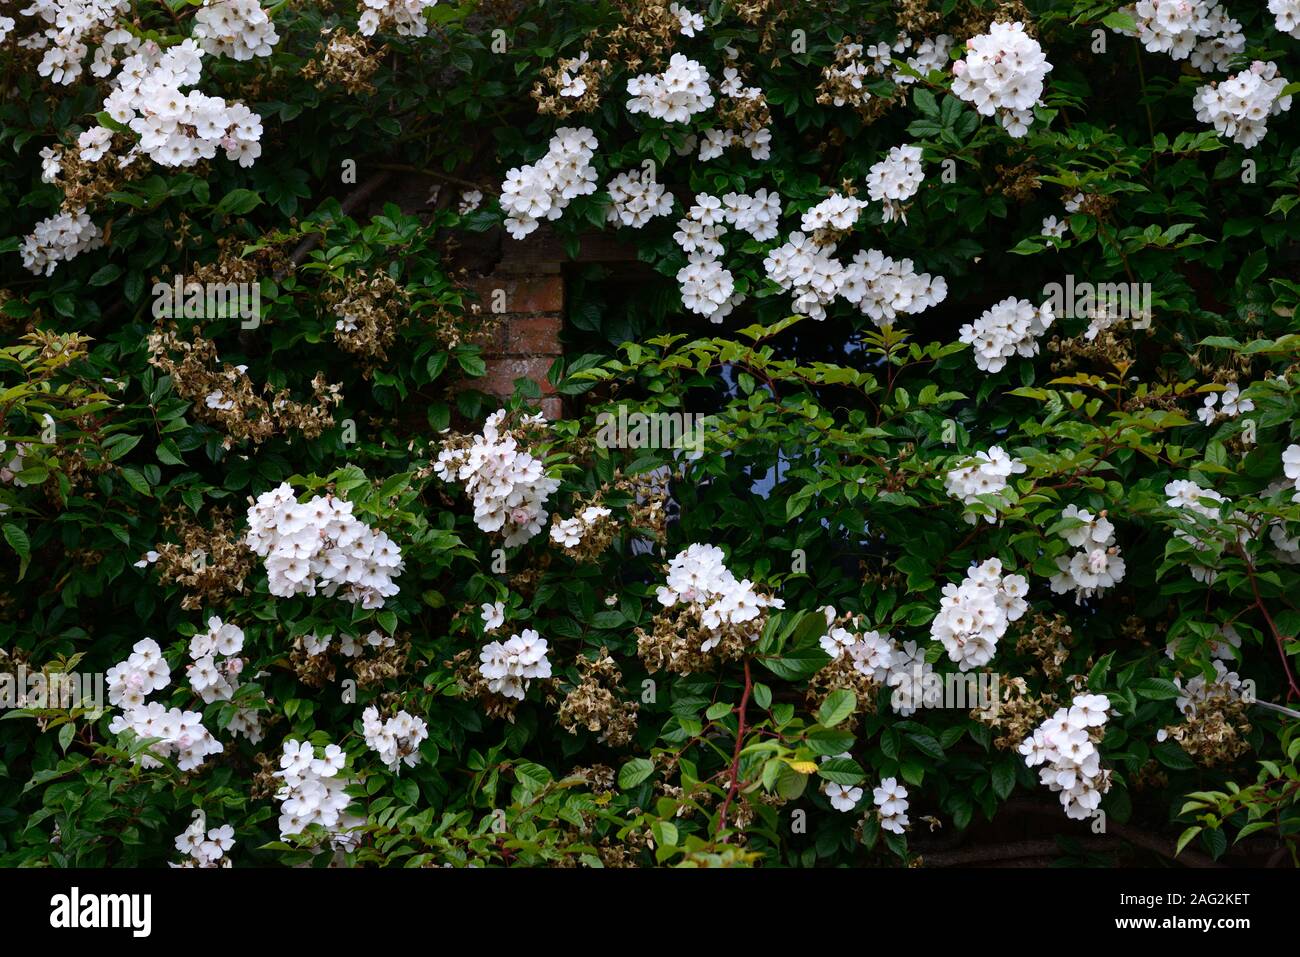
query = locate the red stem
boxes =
[1237,546,1300,702]
[716,658,752,839]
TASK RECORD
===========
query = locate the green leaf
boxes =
[705,701,733,721]
[1154,742,1196,771]
[775,763,809,800]
[991,759,1017,800]
[3,524,30,563]
[905,731,945,761]
[785,487,814,521]
[815,756,865,785]
[1101,10,1138,32]
[89,265,123,287]
[214,188,263,217]
[426,352,449,381]
[118,468,153,497]
[1175,826,1202,856]
[762,647,830,681]
[394,778,419,806]
[512,761,551,792]
[456,352,488,378]
[618,758,654,789]
[1201,826,1227,859]
[1132,677,1181,700]
[651,820,679,847]
[806,727,856,756]
[817,689,856,728]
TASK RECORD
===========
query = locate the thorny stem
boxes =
[716,657,752,840]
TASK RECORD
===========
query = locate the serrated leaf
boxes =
[817,689,856,728]
[618,758,654,789]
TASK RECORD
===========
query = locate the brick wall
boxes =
[464,273,564,421]
[366,170,650,423]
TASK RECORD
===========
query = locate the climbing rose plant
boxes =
[1,0,1299,868]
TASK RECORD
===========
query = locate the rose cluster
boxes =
[818,760,912,837]
[950,21,1053,137]
[1116,0,1244,71]
[550,504,612,548]
[357,0,439,37]
[173,818,235,868]
[605,169,675,228]
[763,229,948,325]
[15,0,128,85]
[1048,505,1127,602]
[20,207,103,276]
[362,705,429,772]
[102,39,264,168]
[958,296,1056,373]
[819,618,941,716]
[1192,60,1293,148]
[800,193,868,235]
[499,126,599,239]
[697,65,771,161]
[478,629,553,700]
[274,739,357,842]
[839,248,947,327]
[722,189,782,241]
[434,409,560,546]
[107,638,224,771]
[929,558,1029,671]
[1172,660,1243,717]
[821,34,954,108]
[1197,381,1254,426]
[943,445,1026,524]
[655,543,785,651]
[186,615,243,704]
[1164,478,1245,583]
[626,53,715,123]
[866,144,925,224]
[759,233,846,322]
[244,482,405,608]
[669,189,783,321]
[1019,694,1113,820]
[192,0,280,61]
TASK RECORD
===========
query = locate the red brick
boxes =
[462,356,558,399]
[501,316,562,356]
[468,276,563,316]
[459,260,565,419]
[483,318,509,353]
